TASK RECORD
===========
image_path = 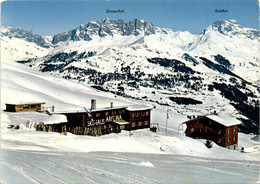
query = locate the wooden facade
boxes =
[123,109,151,130]
[183,115,242,150]
[5,102,45,112]
[48,105,152,136]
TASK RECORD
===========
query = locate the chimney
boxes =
[110,102,114,108]
[91,99,96,110]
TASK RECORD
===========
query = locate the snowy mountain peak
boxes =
[229,19,239,24]
[102,17,110,22]
[211,19,242,33]
[213,19,239,27]
[0,26,51,48]
[51,18,159,45]
[203,19,260,40]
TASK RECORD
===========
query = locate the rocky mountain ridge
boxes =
[205,19,260,40]
[51,18,170,45]
[1,18,171,47]
[0,26,51,48]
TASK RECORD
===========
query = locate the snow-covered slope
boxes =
[187,20,260,84]
[0,36,50,61]
[1,58,136,111]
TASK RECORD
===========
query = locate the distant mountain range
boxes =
[1,18,171,47]
[1,18,259,134]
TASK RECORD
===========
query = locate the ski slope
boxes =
[1,150,259,184]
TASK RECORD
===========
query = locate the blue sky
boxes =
[1,0,259,36]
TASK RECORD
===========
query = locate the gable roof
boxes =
[206,114,242,127]
[183,114,242,127]
[126,105,153,111]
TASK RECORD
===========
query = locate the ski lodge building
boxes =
[48,99,152,136]
[5,102,45,112]
[182,112,242,150]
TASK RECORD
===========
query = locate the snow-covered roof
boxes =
[183,114,242,127]
[5,102,46,105]
[8,111,67,125]
[206,114,242,127]
[56,106,128,114]
[126,105,153,111]
[114,120,130,125]
[92,106,127,112]
[56,105,153,114]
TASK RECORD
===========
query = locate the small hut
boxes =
[5,102,45,112]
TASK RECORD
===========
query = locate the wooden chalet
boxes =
[5,102,45,112]
[182,113,242,150]
[47,100,152,136]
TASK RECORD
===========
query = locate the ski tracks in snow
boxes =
[1,150,158,184]
[1,149,259,184]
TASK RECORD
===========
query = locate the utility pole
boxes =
[165,109,170,135]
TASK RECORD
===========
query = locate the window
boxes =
[96,113,101,118]
[111,111,116,115]
[217,138,222,143]
[217,129,222,134]
[144,121,149,125]
[138,121,142,126]
[189,127,194,132]
[105,112,109,116]
[23,105,29,109]
[131,122,136,128]
[132,113,135,118]
[228,129,230,134]
[233,136,236,141]
[234,128,236,133]
[146,111,149,116]
[227,138,230,143]
[136,112,139,117]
